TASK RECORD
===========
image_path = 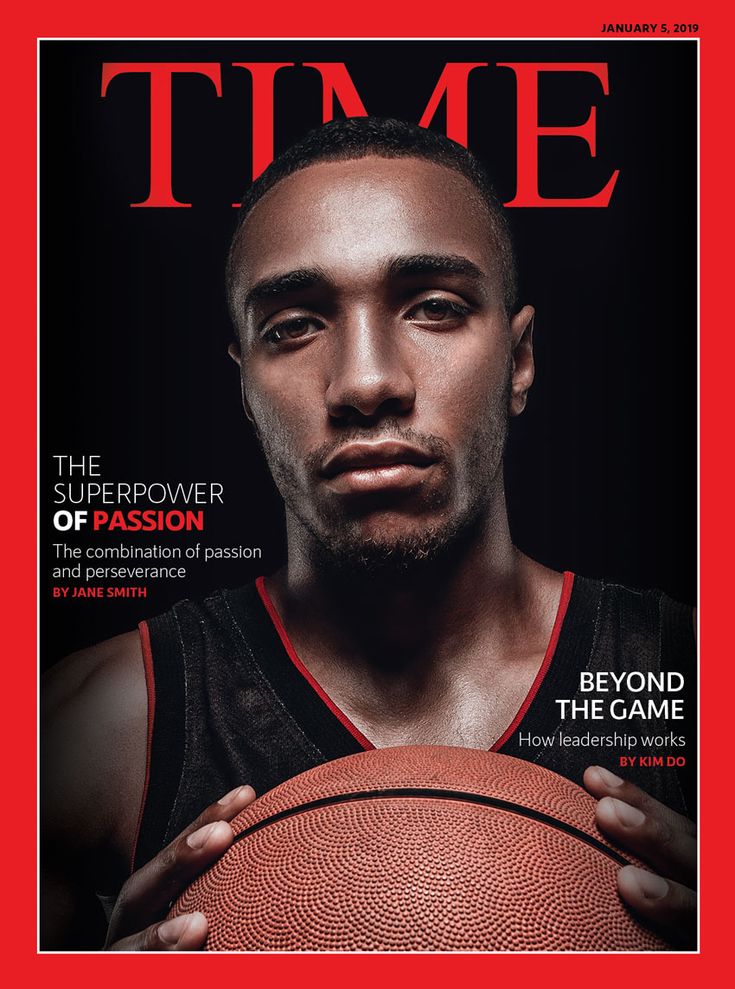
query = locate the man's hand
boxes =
[105,784,256,951]
[584,766,696,949]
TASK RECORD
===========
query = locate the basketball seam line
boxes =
[231,788,631,866]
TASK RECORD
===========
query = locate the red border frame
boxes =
[13,1,726,981]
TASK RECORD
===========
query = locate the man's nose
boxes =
[324,311,416,423]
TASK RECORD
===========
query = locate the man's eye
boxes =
[262,317,322,344]
[406,298,472,323]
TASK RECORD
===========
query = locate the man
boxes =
[41,118,696,951]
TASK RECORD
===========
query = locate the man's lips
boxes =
[319,441,439,497]
[320,441,437,478]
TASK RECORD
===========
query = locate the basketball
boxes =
[169,746,667,951]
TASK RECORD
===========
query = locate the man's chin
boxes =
[306,513,480,577]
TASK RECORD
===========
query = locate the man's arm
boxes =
[41,631,148,948]
[41,631,257,951]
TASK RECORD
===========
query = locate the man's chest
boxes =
[310,653,547,751]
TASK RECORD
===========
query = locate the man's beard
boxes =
[257,385,511,578]
[301,504,490,578]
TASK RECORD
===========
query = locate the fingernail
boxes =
[594,766,624,787]
[187,821,219,849]
[218,784,250,806]
[158,914,191,945]
[611,798,645,828]
[631,867,669,900]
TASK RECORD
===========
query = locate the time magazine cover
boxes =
[38,36,698,955]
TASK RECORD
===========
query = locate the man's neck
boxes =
[269,500,554,674]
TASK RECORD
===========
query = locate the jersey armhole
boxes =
[129,620,156,875]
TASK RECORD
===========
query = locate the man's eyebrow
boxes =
[242,255,487,313]
[386,254,487,281]
[243,268,330,311]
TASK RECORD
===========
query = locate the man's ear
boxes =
[227,339,256,424]
[508,305,535,417]
[227,339,242,366]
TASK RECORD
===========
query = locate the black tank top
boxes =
[132,573,696,872]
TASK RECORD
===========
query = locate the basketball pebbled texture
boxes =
[170,746,668,951]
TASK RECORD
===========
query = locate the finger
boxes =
[107,785,256,942]
[594,795,696,888]
[107,820,233,943]
[617,865,697,950]
[178,784,257,838]
[583,766,696,837]
[108,912,208,952]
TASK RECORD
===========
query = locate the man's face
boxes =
[229,156,534,571]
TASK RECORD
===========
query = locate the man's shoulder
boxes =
[41,630,148,868]
[42,629,145,721]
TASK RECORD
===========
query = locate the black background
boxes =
[40,40,697,668]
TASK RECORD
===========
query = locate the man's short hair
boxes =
[227,117,518,332]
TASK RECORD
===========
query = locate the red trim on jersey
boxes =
[130,620,156,874]
[491,571,575,752]
[256,576,375,751]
